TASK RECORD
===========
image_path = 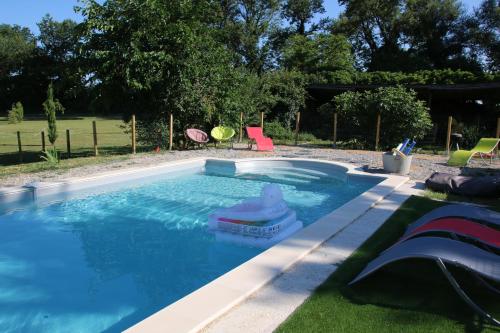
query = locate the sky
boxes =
[0,0,484,36]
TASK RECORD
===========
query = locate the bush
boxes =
[264,121,318,142]
[264,121,294,140]
[333,86,433,150]
[460,124,484,149]
[7,102,24,124]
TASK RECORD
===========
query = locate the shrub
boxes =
[42,83,65,146]
[264,121,294,140]
[333,86,433,150]
[7,102,24,124]
[460,124,484,149]
[40,147,59,165]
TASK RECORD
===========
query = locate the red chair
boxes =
[246,127,274,151]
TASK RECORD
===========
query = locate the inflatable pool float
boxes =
[208,184,303,247]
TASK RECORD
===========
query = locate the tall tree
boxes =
[401,0,480,71]
[282,0,325,35]
[469,0,500,71]
[334,0,405,70]
[0,24,35,77]
[282,33,354,73]
[36,15,87,112]
[233,0,282,72]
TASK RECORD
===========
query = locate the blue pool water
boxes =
[0,167,381,332]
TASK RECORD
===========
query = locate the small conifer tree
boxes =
[42,83,65,146]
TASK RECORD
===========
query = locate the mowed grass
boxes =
[276,196,500,333]
[0,116,133,166]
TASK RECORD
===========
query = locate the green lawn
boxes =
[276,196,500,333]
[0,116,134,165]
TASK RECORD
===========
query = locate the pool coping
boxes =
[0,157,408,332]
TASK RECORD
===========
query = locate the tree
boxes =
[78,0,259,146]
[282,0,325,35]
[42,83,65,146]
[331,86,433,149]
[282,33,354,73]
[34,15,88,114]
[401,0,480,71]
[334,0,404,70]
[469,0,500,71]
[0,24,35,77]
[263,70,307,128]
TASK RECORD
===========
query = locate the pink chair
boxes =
[246,127,274,151]
[185,128,209,149]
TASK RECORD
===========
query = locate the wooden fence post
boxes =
[333,113,338,148]
[169,112,173,151]
[66,129,71,158]
[41,131,46,152]
[446,116,453,155]
[239,112,243,143]
[375,113,381,151]
[131,115,136,154]
[294,112,301,146]
[17,131,22,162]
[260,112,264,130]
[92,120,98,156]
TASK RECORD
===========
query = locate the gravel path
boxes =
[1,144,498,187]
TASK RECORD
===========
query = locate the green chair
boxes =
[447,138,500,167]
[211,126,235,148]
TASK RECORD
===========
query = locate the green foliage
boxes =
[0,24,35,77]
[263,70,308,128]
[265,121,295,140]
[318,68,500,85]
[7,102,24,124]
[460,124,485,150]
[335,0,483,71]
[332,86,433,149]
[40,146,59,165]
[282,0,325,35]
[42,83,65,145]
[282,34,354,73]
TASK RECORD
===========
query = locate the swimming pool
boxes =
[0,158,395,333]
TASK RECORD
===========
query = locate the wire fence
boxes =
[1,113,499,166]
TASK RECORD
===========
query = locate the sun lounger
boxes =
[447,138,499,167]
[404,204,500,236]
[246,126,274,151]
[397,217,500,250]
[349,237,500,325]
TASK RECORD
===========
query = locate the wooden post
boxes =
[375,113,381,151]
[260,112,264,130]
[446,116,452,155]
[496,117,500,138]
[294,112,301,145]
[169,112,173,151]
[131,115,136,154]
[333,113,338,148]
[66,129,71,158]
[17,131,22,162]
[41,131,46,152]
[92,120,98,156]
[239,112,243,143]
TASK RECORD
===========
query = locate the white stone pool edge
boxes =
[0,157,408,333]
